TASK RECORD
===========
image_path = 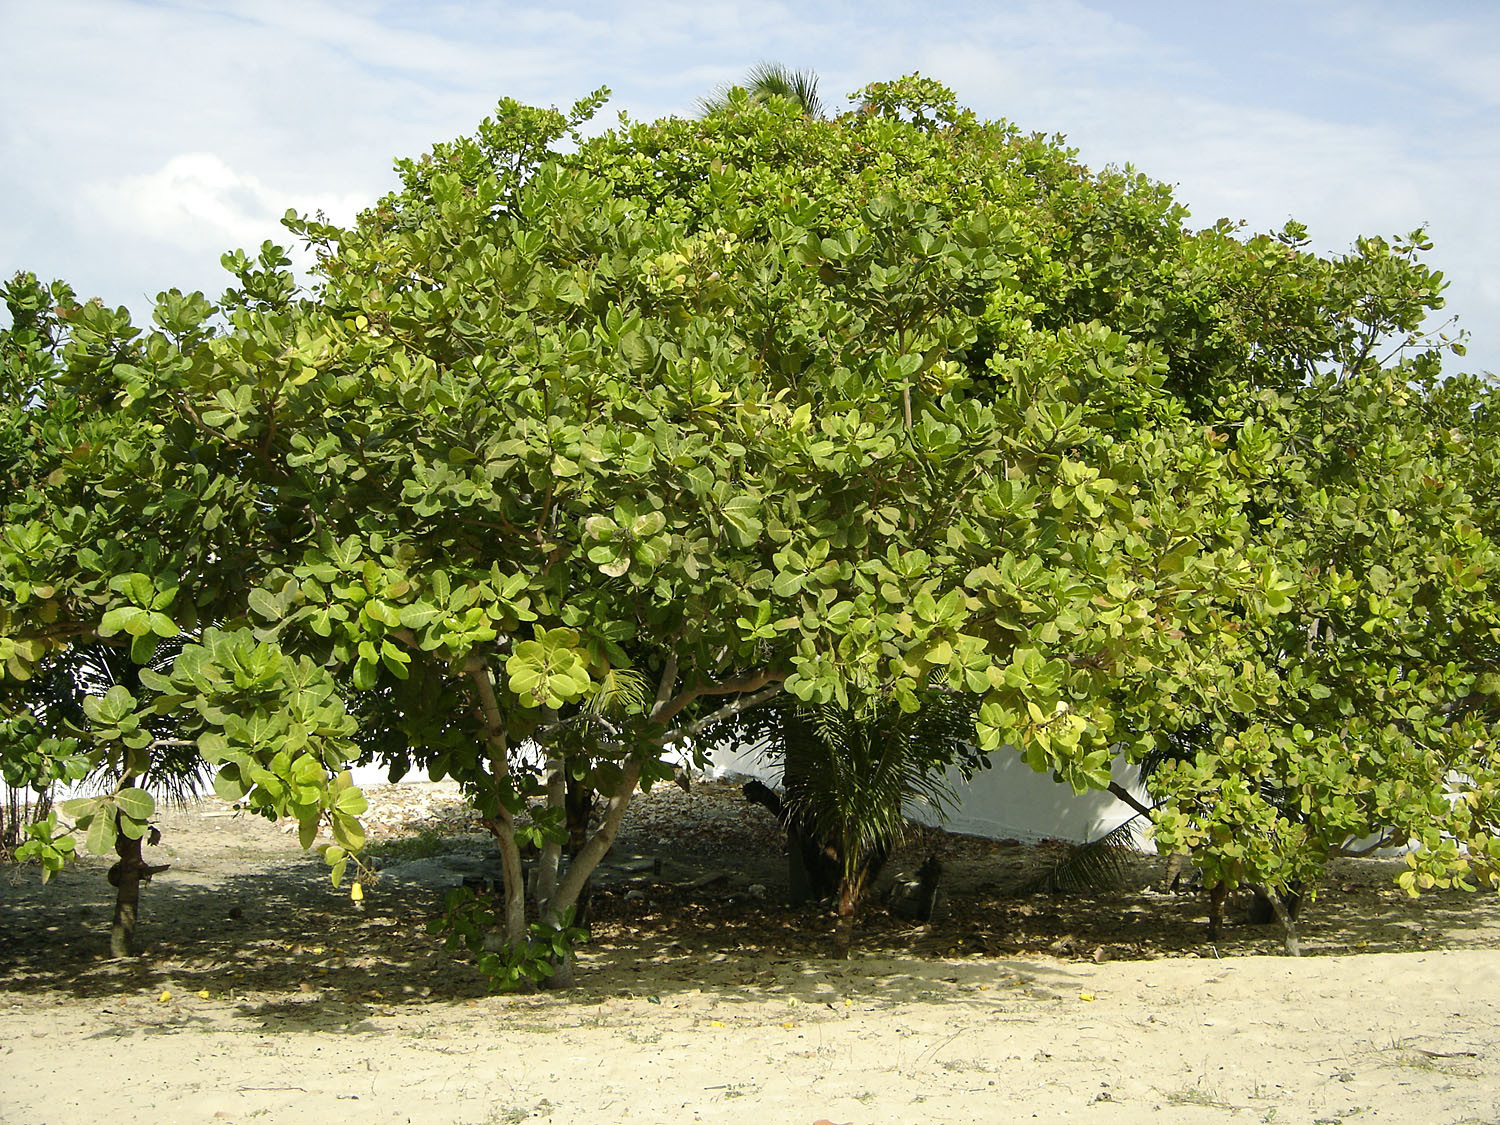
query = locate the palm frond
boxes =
[583,667,651,718]
[23,639,208,806]
[742,62,825,118]
[698,62,826,119]
[1008,816,1146,896]
[777,693,968,885]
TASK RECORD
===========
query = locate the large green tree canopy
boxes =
[3,76,1496,964]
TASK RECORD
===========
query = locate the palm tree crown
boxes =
[697,62,826,119]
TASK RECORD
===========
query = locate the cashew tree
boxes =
[5,75,1493,978]
[0,272,366,955]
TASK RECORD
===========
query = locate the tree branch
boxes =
[1332,832,1401,858]
[661,681,786,746]
[1108,781,1156,820]
[549,757,641,922]
[649,652,680,721]
[653,667,787,730]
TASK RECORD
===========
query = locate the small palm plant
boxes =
[745,691,985,954]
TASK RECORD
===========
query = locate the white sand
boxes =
[4,948,1497,1124]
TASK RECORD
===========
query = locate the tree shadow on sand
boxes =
[3,830,1497,1036]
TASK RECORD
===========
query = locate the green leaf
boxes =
[398,602,444,629]
[619,330,652,370]
[247,587,282,621]
[60,797,99,819]
[331,810,365,852]
[630,510,666,537]
[380,640,411,679]
[335,787,368,815]
[129,632,159,665]
[98,606,148,638]
[85,809,118,857]
[719,495,763,546]
[352,659,377,690]
[213,765,249,802]
[114,787,155,820]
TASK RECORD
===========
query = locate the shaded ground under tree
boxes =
[3,780,1498,1011]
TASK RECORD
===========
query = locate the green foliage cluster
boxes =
[428,887,586,992]
[2,74,1496,966]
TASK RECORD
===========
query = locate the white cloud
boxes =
[82,152,366,255]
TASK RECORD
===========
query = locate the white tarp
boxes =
[708,741,1150,846]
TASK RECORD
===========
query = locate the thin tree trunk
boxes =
[833,879,855,959]
[533,753,566,916]
[1207,882,1227,941]
[109,829,144,959]
[1263,886,1301,956]
[468,660,529,945]
[480,813,529,946]
[544,952,576,990]
[547,759,642,929]
[539,654,681,947]
[540,759,642,990]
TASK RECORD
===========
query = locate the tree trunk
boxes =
[564,776,596,931]
[539,759,642,989]
[1206,882,1227,941]
[1263,886,1301,956]
[543,939,576,991]
[550,759,640,917]
[1249,882,1304,925]
[109,830,144,959]
[833,879,856,959]
[482,816,529,945]
[533,753,566,916]
[468,662,529,947]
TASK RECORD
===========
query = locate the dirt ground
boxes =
[2,779,1499,1124]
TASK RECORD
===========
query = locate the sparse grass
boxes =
[1382,1049,1484,1078]
[485,1098,553,1124]
[707,1082,754,1099]
[1162,1085,1241,1110]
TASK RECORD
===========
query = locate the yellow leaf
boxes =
[782,1020,796,1029]
[197,990,210,999]
[1079,991,1096,1002]
[708,1020,725,1028]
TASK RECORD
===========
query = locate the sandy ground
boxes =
[3,781,1499,1124]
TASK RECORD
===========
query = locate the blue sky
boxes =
[3,0,1496,375]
